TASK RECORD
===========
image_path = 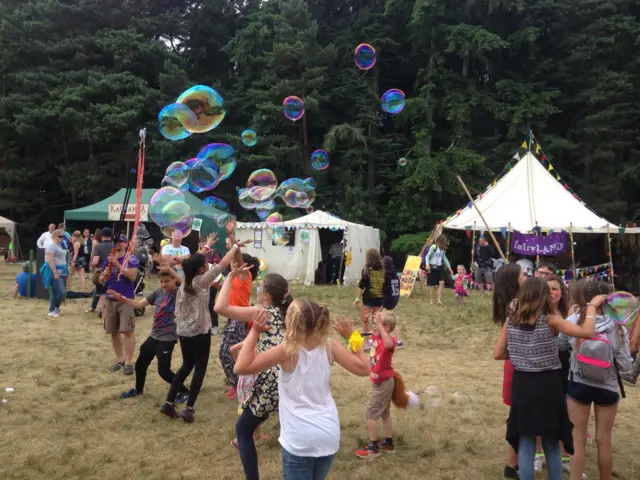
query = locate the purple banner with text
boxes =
[511,231,567,256]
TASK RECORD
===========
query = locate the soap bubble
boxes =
[277,177,316,209]
[241,129,258,147]
[158,103,197,141]
[310,149,329,171]
[161,225,191,239]
[177,85,226,133]
[190,158,221,191]
[256,207,270,220]
[196,143,237,181]
[283,96,305,121]
[150,187,186,227]
[165,161,190,187]
[306,206,314,214]
[266,212,289,245]
[605,292,640,325]
[256,198,275,220]
[398,157,407,167]
[354,43,376,70]
[451,390,469,405]
[238,188,259,210]
[266,212,283,227]
[247,169,278,202]
[203,196,229,212]
[381,89,406,114]
[183,158,205,193]
[162,200,193,231]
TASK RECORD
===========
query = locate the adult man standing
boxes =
[475,235,496,293]
[37,224,56,249]
[534,261,556,278]
[102,234,139,375]
[161,231,190,277]
[90,228,114,315]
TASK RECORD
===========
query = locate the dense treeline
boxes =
[0,0,638,245]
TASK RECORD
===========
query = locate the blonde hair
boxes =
[283,299,331,354]
[457,265,466,274]
[72,230,84,245]
[378,309,397,332]
[52,229,65,240]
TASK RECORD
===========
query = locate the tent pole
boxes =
[507,223,511,258]
[470,221,476,274]
[569,223,576,276]
[456,176,507,262]
[606,228,615,289]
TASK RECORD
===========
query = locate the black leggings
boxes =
[166,334,211,408]
[135,336,188,395]
[208,287,219,328]
[236,407,269,480]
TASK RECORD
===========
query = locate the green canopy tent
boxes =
[64,188,227,252]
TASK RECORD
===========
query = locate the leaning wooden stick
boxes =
[456,175,508,262]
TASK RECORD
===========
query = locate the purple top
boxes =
[103,254,140,299]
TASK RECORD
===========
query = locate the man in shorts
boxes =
[90,228,114,316]
[475,235,495,293]
[102,234,139,375]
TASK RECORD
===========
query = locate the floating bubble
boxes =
[161,226,192,239]
[310,150,329,171]
[241,129,258,147]
[161,200,193,231]
[203,196,229,212]
[306,206,314,214]
[165,161,190,187]
[605,292,639,325]
[277,177,316,209]
[5,387,14,393]
[158,103,197,141]
[247,169,278,202]
[283,96,305,121]
[381,89,406,114]
[177,85,226,133]
[266,212,289,245]
[424,385,442,397]
[256,198,275,220]
[451,390,469,405]
[183,158,205,193]
[256,208,270,220]
[196,143,237,181]
[238,188,259,210]
[398,157,407,167]
[407,391,421,409]
[150,187,186,227]
[190,158,221,191]
[354,43,376,70]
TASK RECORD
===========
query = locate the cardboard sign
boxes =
[400,255,422,297]
[108,204,149,222]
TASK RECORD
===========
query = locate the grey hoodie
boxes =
[558,314,633,393]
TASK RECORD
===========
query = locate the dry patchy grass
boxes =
[0,263,638,480]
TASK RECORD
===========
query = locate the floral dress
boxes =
[241,306,285,418]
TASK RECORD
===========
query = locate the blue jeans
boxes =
[282,448,335,480]
[49,276,66,312]
[518,436,562,480]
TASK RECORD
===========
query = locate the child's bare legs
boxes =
[506,442,518,468]
[382,415,392,439]
[367,419,378,441]
[437,280,445,305]
[457,294,464,305]
[429,286,435,304]
[568,398,590,480]
[594,403,617,480]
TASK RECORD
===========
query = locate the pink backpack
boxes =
[575,333,613,383]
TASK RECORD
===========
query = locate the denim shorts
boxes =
[282,448,335,480]
[567,381,619,406]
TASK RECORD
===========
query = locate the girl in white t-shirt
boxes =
[234,300,370,480]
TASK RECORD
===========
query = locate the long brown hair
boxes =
[493,263,522,325]
[283,299,330,354]
[570,279,612,326]
[182,253,206,295]
[262,273,292,319]
[362,248,383,279]
[511,277,549,327]
[546,275,569,318]
[435,234,448,250]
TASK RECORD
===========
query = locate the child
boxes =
[424,234,453,306]
[215,268,291,480]
[159,232,248,423]
[356,310,398,459]
[354,249,385,349]
[454,265,470,305]
[558,280,633,480]
[108,265,188,402]
[234,301,370,480]
[382,256,403,348]
[493,277,598,480]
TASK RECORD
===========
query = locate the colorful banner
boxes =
[399,255,422,297]
[558,263,612,283]
[511,231,567,256]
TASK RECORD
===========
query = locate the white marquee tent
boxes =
[0,216,19,257]
[236,210,380,285]
[442,152,618,234]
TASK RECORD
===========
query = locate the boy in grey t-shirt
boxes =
[107,267,189,400]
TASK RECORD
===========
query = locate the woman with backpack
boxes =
[558,280,633,480]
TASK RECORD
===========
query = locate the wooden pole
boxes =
[569,223,576,275]
[470,221,476,273]
[507,223,511,258]
[606,228,615,289]
[456,176,507,262]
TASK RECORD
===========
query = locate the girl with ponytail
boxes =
[233,300,370,480]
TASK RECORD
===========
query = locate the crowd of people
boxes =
[20,222,640,480]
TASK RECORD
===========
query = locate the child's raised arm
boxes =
[214,264,262,323]
[548,295,605,338]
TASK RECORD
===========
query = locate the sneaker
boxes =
[503,465,519,479]
[159,402,178,418]
[211,326,219,336]
[54,308,61,315]
[120,388,139,399]
[180,407,195,423]
[380,439,395,454]
[108,362,124,373]
[47,311,59,318]
[175,392,189,404]
[562,457,571,473]
[395,340,404,349]
[534,453,545,472]
[123,364,134,375]
[355,443,380,459]
[621,372,637,386]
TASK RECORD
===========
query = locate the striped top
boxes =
[507,315,561,372]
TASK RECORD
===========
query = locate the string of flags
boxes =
[558,263,612,283]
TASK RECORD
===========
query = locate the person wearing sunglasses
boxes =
[44,229,69,317]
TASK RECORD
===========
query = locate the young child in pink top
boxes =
[454,265,470,305]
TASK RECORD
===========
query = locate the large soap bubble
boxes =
[277,177,316,209]
[177,85,226,133]
[150,187,187,227]
[165,161,189,187]
[381,89,406,114]
[354,43,376,70]
[196,143,236,181]
[158,103,197,141]
[203,196,229,212]
[161,200,193,231]
[190,158,221,191]
[283,96,305,121]
[266,212,289,246]
[310,150,329,171]
[238,188,259,210]
[246,169,278,202]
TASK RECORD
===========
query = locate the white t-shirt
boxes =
[37,231,52,249]
[161,244,190,276]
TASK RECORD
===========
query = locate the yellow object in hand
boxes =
[348,331,364,352]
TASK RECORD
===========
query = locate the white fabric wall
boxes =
[342,223,380,285]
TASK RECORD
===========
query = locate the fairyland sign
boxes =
[108,204,149,222]
[511,231,567,256]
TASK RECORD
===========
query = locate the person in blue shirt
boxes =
[13,263,37,299]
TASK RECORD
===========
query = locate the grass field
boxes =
[0,262,638,480]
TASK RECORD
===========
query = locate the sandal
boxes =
[109,362,124,373]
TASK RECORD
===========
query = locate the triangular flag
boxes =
[548,164,554,172]
[512,152,520,162]
[500,226,507,237]
[521,140,527,149]
[465,229,471,239]
[492,180,496,187]
[535,143,541,153]
[541,153,548,161]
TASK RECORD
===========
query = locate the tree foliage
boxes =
[0,0,638,244]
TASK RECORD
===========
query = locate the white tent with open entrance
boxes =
[442,151,618,234]
[0,215,19,258]
[235,210,381,285]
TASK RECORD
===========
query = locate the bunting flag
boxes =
[512,152,520,162]
[618,227,626,240]
[500,226,507,237]
[465,228,471,238]
[535,143,541,154]
[541,153,548,161]
[521,140,528,149]
[548,164,554,172]
[558,263,613,285]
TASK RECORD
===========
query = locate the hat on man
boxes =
[101,227,113,237]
